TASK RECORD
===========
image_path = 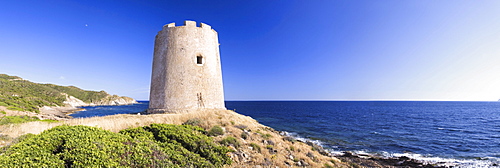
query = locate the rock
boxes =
[306,141,330,156]
[263,158,272,166]
[62,94,87,107]
[283,136,296,143]
[306,152,315,159]
[91,95,137,106]
[296,160,302,166]
[342,151,354,157]
[300,160,310,166]
[63,94,137,108]
[284,161,292,167]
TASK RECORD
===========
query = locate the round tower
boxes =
[148,21,225,113]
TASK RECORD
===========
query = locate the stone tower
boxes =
[148,21,225,113]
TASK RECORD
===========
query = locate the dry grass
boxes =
[1,109,257,137]
[0,109,350,167]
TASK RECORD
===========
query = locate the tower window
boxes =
[196,56,203,65]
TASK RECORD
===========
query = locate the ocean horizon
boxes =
[70,101,500,167]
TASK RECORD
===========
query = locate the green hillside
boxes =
[0,74,109,113]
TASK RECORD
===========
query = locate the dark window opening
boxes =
[197,56,203,65]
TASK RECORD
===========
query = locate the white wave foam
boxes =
[388,153,499,168]
[279,131,325,147]
[279,131,499,168]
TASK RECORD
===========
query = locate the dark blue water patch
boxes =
[69,101,149,118]
[225,101,500,164]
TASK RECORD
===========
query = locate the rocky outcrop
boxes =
[61,94,137,108]
[89,95,137,106]
[63,94,87,107]
[39,93,137,116]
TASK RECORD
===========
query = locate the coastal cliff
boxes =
[0,74,137,119]
[62,93,137,107]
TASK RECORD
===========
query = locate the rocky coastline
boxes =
[37,94,138,120]
[279,131,447,167]
[0,95,139,121]
[336,151,448,167]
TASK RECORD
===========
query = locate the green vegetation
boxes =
[240,131,249,139]
[0,116,40,125]
[255,130,273,139]
[182,118,203,127]
[0,115,57,125]
[324,163,335,168]
[250,143,261,153]
[220,136,240,148]
[234,124,248,130]
[43,84,108,103]
[0,75,65,112]
[262,133,272,139]
[266,145,274,149]
[0,74,111,112]
[208,125,224,136]
[0,124,232,167]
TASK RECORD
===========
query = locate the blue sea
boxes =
[70,101,500,167]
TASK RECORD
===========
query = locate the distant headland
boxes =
[0,74,137,119]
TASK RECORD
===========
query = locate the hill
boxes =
[0,74,136,113]
[0,109,351,167]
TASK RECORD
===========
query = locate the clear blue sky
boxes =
[1,0,500,101]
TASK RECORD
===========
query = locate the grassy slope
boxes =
[0,110,351,167]
[0,74,109,112]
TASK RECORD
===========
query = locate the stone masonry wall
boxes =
[148,21,225,113]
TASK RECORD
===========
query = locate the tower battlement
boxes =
[162,20,213,31]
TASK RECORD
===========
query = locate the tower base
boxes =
[146,108,227,114]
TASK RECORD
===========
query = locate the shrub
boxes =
[0,116,39,125]
[0,124,232,167]
[234,124,248,130]
[0,133,34,153]
[0,116,58,125]
[0,110,5,114]
[182,118,202,127]
[208,125,224,136]
[262,133,272,139]
[220,136,240,148]
[240,131,249,140]
[0,102,8,107]
[250,143,261,153]
[324,163,335,168]
[0,125,128,167]
[143,124,231,166]
[6,106,23,111]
